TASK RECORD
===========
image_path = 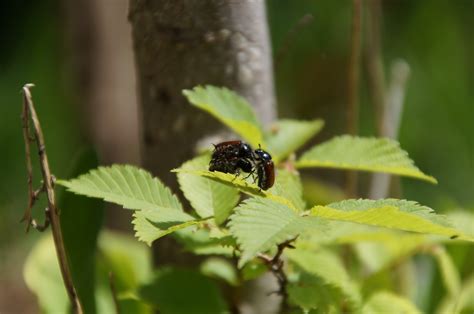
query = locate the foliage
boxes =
[26,86,474,313]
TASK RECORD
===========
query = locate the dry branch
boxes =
[21,84,83,313]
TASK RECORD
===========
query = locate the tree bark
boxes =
[64,0,140,231]
[129,0,276,262]
[129,1,278,312]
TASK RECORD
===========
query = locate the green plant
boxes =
[25,86,474,313]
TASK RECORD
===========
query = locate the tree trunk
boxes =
[129,1,278,312]
[129,0,276,260]
[64,0,140,231]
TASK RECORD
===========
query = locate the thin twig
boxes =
[369,60,410,199]
[345,0,363,197]
[21,84,83,314]
[257,237,298,311]
[109,272,121,314]
[365,0,386,135]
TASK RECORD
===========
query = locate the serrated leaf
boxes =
[57,164,183,212]
[288,272,341,313]
[362,291,421,314]
[177,155,239,224]
[308,199,473,241]
[228,198,325,267]
[296,136,437,183]
[174,228,235,256]
[139,268,228,314]
[286,248,362,309]
[269,169,306,212]
[183,85,264,147]
[132,209,203,246]
[265,119,324,162]
[431,246,461,297]
[173,169,298,212]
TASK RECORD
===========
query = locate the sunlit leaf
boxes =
[362,291,421,314]
[268,168,306,211]
[286,248,362,310]
[132,209,203,246]
[296,136,437,183]
[24,234,69,313]
[183,85,264,147]
[228,198,325,267]
[58,165,183,212]
[308,199,473,241]
[177,155,239,224]
[173,169,298,211]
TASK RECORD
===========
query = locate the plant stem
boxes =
[21,84,83,314]
[258,237,297,311]
[365,0,385,136]
[346,0,363,197]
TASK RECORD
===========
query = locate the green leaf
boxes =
[446,210,474,238]
[174,228,235,256]
[200,257,239,286]
[288,272,341,313]
[286,248,362,309]
[269,168,306,212]
[183,85,264,147]
[139,268,228,314]
[436,274,474,314]
[241,260,268,281]
[362,291,421,314]
[97,232,152,291]
[173,169,298,211]
[177,154,239,224]
[296,136,437,183]
[58,165,198,245]
[95,232,153,314]
[431,246,461,297]
[308,199,473,241]
[24,234,69,313]
[265,119,324,162]
[352,232,427,273]
[132,209,203,246]
[24,232,152,314]
[59,148,103,314]
[228,198,325,267]
[58,164,183,212]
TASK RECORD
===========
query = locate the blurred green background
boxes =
[0,0,472,312]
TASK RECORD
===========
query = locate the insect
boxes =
[253,148,275,190]
[209,141,275,190]
[209,140,254,174]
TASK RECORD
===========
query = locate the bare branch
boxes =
[21,84,83,313]
[257,237,298,311]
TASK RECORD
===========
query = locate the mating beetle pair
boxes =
[209,140,275,190]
